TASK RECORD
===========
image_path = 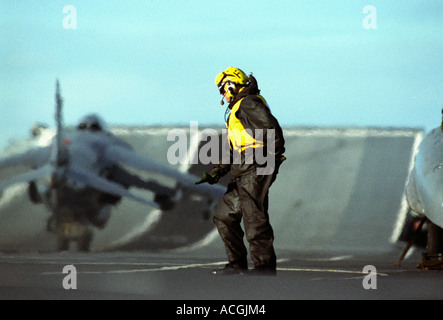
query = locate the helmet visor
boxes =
[218,82,227,95]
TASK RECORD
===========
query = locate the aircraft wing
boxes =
[0,146,51,170]
[0,147,161,209]
[65,166,160,208]
[0,164,52,191]
[105,145,226,198]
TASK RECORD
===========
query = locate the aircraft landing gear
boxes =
[56,222,93,252]
[417,221,443,270]
[154,193,176,211]
[28,181,42,204]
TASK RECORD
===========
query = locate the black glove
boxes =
[194,171,219,185]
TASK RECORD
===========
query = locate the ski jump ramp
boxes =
[0,126,422,256]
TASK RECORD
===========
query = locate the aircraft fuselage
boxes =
[407,127,443,228]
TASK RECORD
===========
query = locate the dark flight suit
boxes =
[212,79,285,271]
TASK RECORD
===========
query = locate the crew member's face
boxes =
[223,91,231,103]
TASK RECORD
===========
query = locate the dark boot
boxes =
[212,262,248,276]
[247,266,277,276]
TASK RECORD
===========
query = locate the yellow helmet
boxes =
[215,67,249,102]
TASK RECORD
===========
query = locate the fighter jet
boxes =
[0,80,225,251]
[405,111,443,269]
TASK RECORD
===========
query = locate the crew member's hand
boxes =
[194,172,219,185]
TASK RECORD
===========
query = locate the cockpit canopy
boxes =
[77,114,106,132]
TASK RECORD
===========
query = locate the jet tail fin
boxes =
[54,80,69,167]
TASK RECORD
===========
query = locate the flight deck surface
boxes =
[1,127,441,302]
[0,249,441,300]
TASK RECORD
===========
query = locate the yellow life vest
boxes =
[227,96,267,152]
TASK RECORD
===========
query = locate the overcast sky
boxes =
[1,1,442,150]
